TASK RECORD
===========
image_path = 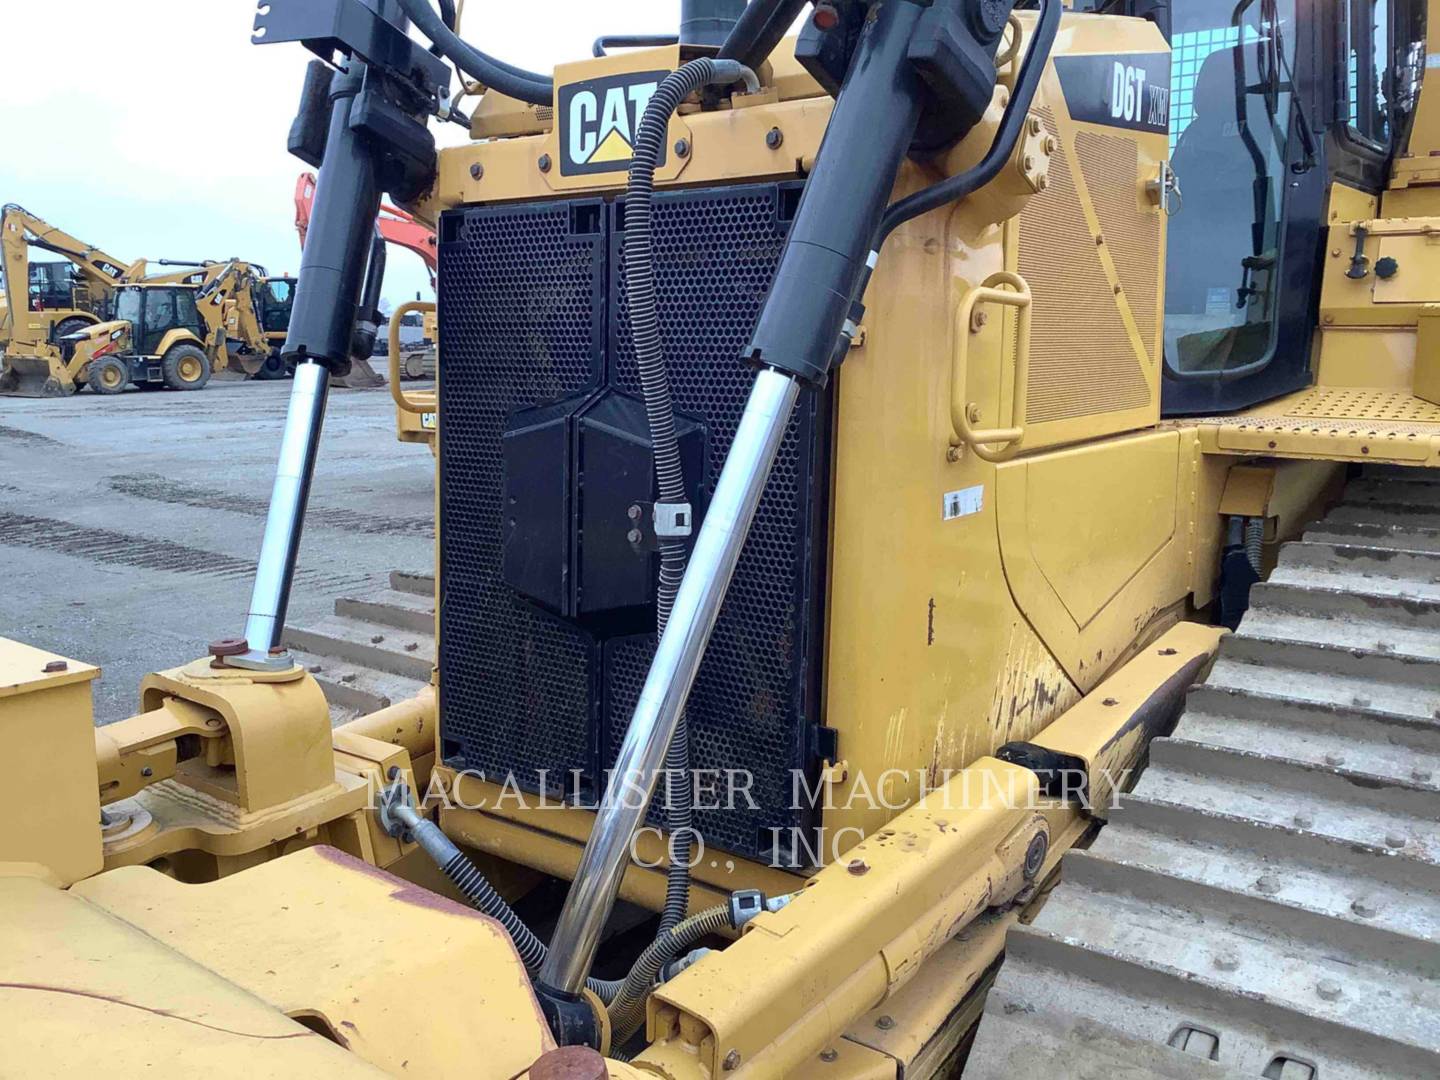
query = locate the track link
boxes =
[966,466,1440,1080]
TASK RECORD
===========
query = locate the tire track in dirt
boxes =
[106,474,434,538]
[0,511,372,593]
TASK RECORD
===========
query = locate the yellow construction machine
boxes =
[0,203,153,393]
[4,0,1440,1077]
[54,261,278,394]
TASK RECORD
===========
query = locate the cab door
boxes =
[1161,0,1329,414]
[1159,0,1422,414]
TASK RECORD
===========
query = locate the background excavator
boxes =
[2,0,1438,1077]
[0,204,152,383]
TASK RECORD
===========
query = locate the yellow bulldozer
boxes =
[3,0,1438,1077]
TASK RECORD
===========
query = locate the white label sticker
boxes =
[943,485,984,521]
[420,412,438,430]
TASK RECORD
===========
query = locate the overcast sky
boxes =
[0,0,692,306]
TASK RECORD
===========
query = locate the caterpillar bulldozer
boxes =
[3,0,1439,1077]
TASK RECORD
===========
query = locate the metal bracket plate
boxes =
[252,0,449,98]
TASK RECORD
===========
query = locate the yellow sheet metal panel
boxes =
[995,430,1188,689]
[1,875,383,1077]
[0,638,101,885]
[74,845,554,1079]
[1417,308,1440,405]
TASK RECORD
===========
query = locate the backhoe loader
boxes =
[4,0,1439,1077]
[0,204,153,394]
[59,260,279,393]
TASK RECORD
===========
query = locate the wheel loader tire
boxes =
[54,317,92,340]
[255,352,289,381]
[161,344,211,391]
[89,356,129,395]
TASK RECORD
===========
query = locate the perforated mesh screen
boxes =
[438,183,829,863]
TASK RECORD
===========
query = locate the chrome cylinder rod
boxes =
[232,360,330,669]
[539,366,801,994]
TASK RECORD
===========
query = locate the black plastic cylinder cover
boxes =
[743,0,930,386]
[283,69,382,369]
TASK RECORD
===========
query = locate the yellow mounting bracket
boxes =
[389,299,436,415]
[950,270,1032,463]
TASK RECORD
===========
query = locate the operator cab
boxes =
[28,261,74,311]
[257,276,297,336]
[1092,0,1425,413]
[114,285,206,357]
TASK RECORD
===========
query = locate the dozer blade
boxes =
[331,355,385,390]
[0,356,74,398]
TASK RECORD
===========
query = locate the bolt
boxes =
[469,162,484,181]
[1024,832,1048,879]
[1331,248,1342,257]
[812,2,840,31]
[1044,135,1057,153]
[1095,234,1104,246]
[1158,647,1177,656]
[140,766,153,778]
[537,153,552,173]
[1028,115,1043,136]
[1316,979,1343,1002]
[1113,284,1123,295]
[43,660,68,673]
[722,1050,742,1071]
[1023,154,1035,172]
[1385,832,1406,849]
[819,1048,839,1063]
[946,446,962,463]
[847,859,869,876]
[674,138,690,158]
[1213,951,1239,972]
[876,1014,895,1030]
[972,309,989,330]
[1036,174,1049,192]
[1102,697,1119,707]
[628,505,642,521]
[628,528,643,545]
[967,403,982,423]
[269,646,286,656]
[766,127,784,150]
[1351,897,1380,918]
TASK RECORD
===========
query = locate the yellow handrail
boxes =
[389,299,435,415]
[950,271,1032,463]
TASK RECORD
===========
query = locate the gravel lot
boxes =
[0,377,434,724]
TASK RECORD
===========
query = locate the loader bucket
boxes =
[332,355,385,389]
[0,354,73,397]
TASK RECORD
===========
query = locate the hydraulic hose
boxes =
[718,0,811,72]
[607,904,731,1047]
[874,0,1061,246]
[624,56,758,935]
[395,0,553,106]
[391,803,622,1001]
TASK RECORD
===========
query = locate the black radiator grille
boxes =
[438,182,829,863]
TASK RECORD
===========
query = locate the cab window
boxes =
[1345,0,1391,146]
[1165,0,1300,379]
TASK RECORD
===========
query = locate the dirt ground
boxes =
[0,377,434,724]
